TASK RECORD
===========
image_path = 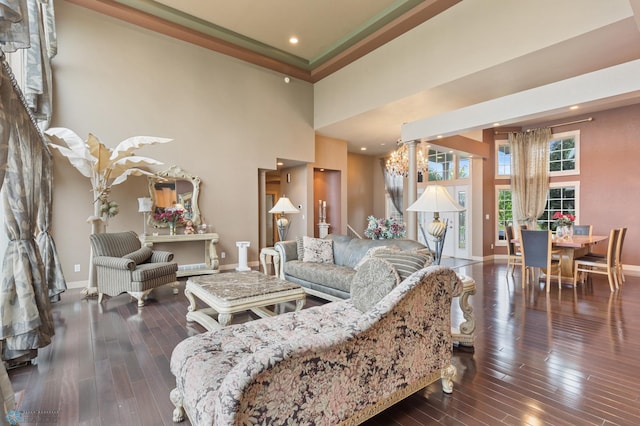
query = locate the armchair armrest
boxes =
[93,256,136,271]
[150,251,174,263]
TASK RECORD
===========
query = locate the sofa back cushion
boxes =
[350,257,400,312]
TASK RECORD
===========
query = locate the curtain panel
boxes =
[509,128,552,229]
[380,159,403,217]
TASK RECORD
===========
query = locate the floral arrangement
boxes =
[364,216,406,240]
[552,211,576,227]
[154,208,184,226]
[99,200,119,218]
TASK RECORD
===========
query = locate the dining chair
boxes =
[616,227,627,285]
[573,225,592,236]
[505,225,522,276]
[520,230,562,292]
[573,228,620,292]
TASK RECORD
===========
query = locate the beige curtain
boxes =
[509,128,552,229]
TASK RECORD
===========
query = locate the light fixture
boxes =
[289,36,298,44]
[407,185,465,265]
[385,142,428,177]
[137,197,153,236]
[268,196,299,241]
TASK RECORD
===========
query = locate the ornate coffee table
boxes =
[185,271,306,331]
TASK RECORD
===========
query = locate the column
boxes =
[405,140,419,240]
[236,241,251,272]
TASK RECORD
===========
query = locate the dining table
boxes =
[512,234,609,281]
[551,234,608,280]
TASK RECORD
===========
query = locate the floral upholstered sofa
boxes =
[169,263,462,425]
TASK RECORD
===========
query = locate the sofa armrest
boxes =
[93,256,135,271]
[149,250,174,263]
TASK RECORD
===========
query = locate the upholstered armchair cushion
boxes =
[123,246,153,265]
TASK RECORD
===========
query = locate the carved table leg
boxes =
[217,313,233,327]
[441,364,456,394]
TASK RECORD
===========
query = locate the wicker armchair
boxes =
[89,231,178,307]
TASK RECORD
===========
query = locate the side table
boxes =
[452,274,476,348]
[260,247,281,277]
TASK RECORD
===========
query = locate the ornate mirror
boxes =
[148,165,201,228]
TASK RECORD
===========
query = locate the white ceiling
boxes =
[118,0,640,157]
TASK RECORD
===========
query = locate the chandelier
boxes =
[385,142,428,177]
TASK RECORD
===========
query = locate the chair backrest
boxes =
[573,225,592,236]
[520,230,552,269]
[616,227,626,263]
[89,231,142,257]
[505,226,518,256]
[603,228,621,267]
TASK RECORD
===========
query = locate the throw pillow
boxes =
[351,257,400,312]
[353,245,400,270]
[123,246,153,265]
[302,236,334,264]
[372,250,430,281]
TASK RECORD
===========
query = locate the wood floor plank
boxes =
[7,264,640,425]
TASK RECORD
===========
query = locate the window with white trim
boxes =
[495,142,511,177]
[494,182,579,244]
[494,130,580,178]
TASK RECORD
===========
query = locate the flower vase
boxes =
[169,222,176,236]
[558,224,573,240]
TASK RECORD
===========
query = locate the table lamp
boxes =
[407,185,465,264]
[137,197,153,236]
[268,196,299,241]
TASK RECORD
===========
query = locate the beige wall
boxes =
[347,153,377,237]
[52,2,314,282]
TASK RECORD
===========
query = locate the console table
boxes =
[140,233,220,277]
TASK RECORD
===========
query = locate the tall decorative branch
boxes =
[44,127,172,295]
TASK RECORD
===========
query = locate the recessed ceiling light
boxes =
[493,123,501,127]
[360,147,367,151]
[277,162,283,166]
[437,135,443,139]
[570,105,579,110]
[289,36,298,45]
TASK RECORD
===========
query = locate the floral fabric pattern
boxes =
[170,266,462,425]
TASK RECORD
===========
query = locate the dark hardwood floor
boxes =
[7,261,640,425]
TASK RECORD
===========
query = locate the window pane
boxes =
[458,191,466,249]
[497,189,512,241]
[428,149,454,181]
[458,157,470,179]
[537,186,576,231]
[497,144,511,175]
[549,135,576,174]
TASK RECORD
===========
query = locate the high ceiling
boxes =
[72,0,640,157]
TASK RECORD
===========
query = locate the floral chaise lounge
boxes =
[169,262,462,425]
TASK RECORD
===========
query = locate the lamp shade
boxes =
[138,197,153,213]
[407,185,465,213]
[269,196,299,214]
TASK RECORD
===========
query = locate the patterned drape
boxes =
[380,158,403,217]
[0,58,58,361]
[0,0,57,125]
[509,128,552,229]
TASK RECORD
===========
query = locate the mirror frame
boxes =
[148,165,202,228]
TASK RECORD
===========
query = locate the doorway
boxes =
[417,184,471,260]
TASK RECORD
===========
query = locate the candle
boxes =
[322,201,327,222]
[318,200,322,219]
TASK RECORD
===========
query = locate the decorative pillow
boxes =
[351,257,400,312]
[295,236,305,260]
[123,246,153,265]
[302,236,334,264]
[372,250,430,281]
[353,245,400,270]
